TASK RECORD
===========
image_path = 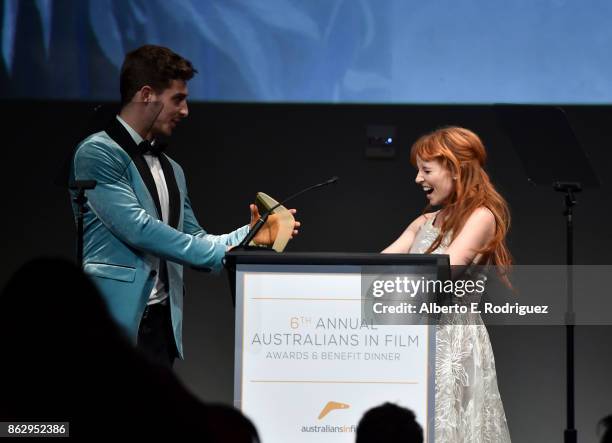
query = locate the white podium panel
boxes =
[234,264,435,442]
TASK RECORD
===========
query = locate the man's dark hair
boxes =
[120,45,197,105]
[356,402,423,443]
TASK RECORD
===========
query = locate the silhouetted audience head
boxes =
[356,402,423,443]
[599,415,612,443]
[0,257,259,442]
[0,257,128,358]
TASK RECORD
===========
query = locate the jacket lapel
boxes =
[158,154,180,229]
[104,118,163,220]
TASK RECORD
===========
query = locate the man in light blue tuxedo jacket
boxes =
[69,45,294,367]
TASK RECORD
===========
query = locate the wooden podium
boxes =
[225,251,449,443]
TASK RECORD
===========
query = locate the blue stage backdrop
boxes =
[2,0,612,103]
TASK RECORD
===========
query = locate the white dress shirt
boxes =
[116,115,169,305]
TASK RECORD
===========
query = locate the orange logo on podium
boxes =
[318,401,350,420]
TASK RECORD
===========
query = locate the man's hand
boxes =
[249,204,300,246]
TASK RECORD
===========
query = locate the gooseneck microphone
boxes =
[237,176,339,248]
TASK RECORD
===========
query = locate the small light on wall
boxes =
[366,125,397,159]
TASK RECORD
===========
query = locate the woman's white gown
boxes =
[409,216,511,442]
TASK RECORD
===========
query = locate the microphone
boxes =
[237,176,339,249]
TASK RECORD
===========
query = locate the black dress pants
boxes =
[137,300,177,368]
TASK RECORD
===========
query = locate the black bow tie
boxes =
[138,139,168,157]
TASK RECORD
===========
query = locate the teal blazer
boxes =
[70,119,248,358]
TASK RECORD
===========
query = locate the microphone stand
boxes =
[70,180,97,268]
[555,181,580,443]
[494,105,599,443]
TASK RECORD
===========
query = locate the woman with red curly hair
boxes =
[383,126,512,442]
